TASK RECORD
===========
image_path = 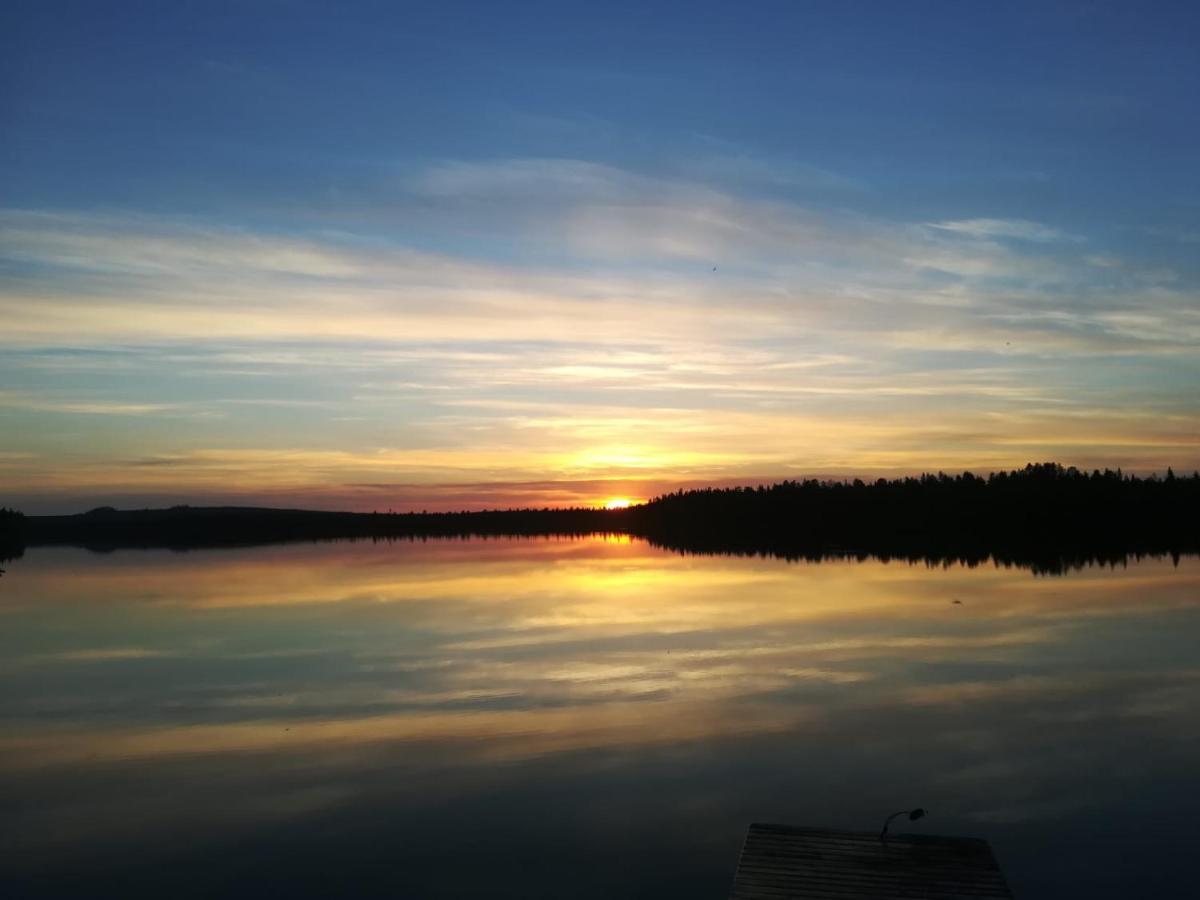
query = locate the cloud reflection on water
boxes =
[0,539,1197,898]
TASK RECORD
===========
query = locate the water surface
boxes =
[2,538,1198,897]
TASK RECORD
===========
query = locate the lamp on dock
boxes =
[879,807,926,841]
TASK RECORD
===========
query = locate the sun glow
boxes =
[604,498,633,510]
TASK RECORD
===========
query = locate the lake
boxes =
[2,538,1198,898]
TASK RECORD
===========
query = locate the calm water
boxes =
[2,538,1198,898]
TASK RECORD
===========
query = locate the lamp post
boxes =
[879,807,926,841]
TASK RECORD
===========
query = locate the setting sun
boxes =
[604,498,634,510]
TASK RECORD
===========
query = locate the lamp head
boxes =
[880,806,928,841]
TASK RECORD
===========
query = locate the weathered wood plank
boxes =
[730,823,1014,900]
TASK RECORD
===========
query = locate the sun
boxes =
[604,497,633,510]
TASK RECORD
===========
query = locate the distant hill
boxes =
[2,464,1197,574]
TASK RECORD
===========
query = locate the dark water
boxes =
[1,538,1197,898]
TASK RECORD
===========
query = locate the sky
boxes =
[2,0,1198,513]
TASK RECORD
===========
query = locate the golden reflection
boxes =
[1,540,1197,783]
[1,538,1198,879]
[0,697,814,772]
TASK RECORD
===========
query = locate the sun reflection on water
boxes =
[0,539,1197,898]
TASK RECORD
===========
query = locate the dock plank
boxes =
[730,824,1013,899]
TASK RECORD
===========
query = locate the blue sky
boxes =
[2,1,1198,511]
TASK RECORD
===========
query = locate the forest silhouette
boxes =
[2,463,1197,574]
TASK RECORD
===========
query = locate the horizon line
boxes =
[11,461,1198,519]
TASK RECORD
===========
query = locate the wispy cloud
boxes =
[926,218,1078,242]
[0,390,181,416]
[1,157,1198,508]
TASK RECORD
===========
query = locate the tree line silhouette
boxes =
[625,463,1198,573]
[1,464,1196,574]
[0,507,24,565]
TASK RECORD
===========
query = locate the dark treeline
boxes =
[0,507,24,564]
[3,504,621,556]
[627,462,1200,573]
[2,464,1198,574]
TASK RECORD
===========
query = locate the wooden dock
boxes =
[730,823,1013,899]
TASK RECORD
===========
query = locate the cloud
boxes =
[0,210,363,278]
[0,180,1180,354]
[926,218,1077,242]
[1,158,1198,506]
[0,390,181,416]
